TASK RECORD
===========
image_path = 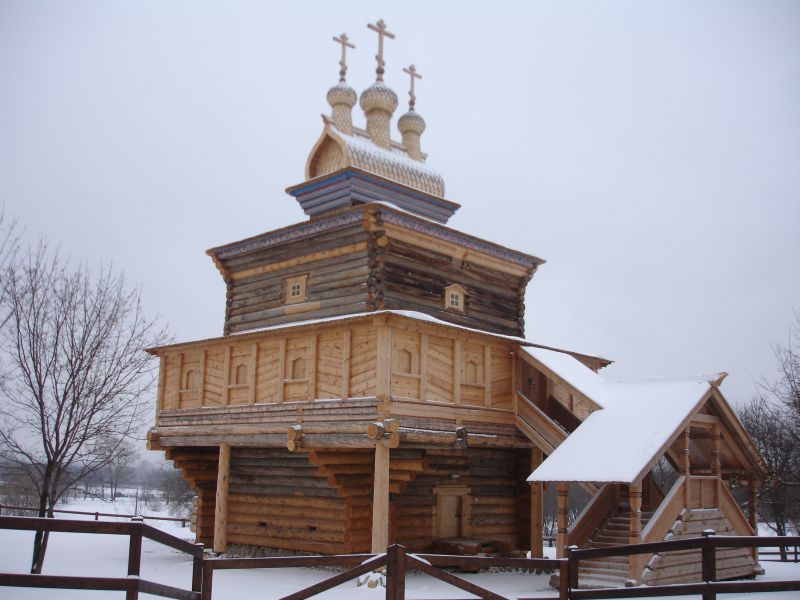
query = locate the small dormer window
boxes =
[444,284,466,313]
[285,274,308,304]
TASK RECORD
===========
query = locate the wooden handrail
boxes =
[567,484,615,548]
[641,476,686,544]
[718,478,755,536]
[515,391,568,449]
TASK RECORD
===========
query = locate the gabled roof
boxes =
[524,346,762,484]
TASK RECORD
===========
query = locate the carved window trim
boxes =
[285,274,309,304]
[444,284,466,313]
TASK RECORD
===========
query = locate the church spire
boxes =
[326,33,357,134]
[360,19,398,149]
[398,64,426,161]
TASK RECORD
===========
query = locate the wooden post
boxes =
[341,329,351,400]
[453,338,462,405]
[371,442,390,552]
[749,478,760,562]
[556,482,569,559]
[530,448,544,558]
[419,332,429,401]
[710,424,721,477]
[201,562,213,600]
[629,482,643,583]
[127,518,143,600]
[682,429,692,507]
[701,529,717,600]
[192,554,203,594]
[385,544,406,600]
[214,443,231,553]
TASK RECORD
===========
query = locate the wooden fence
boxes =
[0,503,189,526]
[2,516,800,600]
[0,515,203,600]
[568,532,800,600]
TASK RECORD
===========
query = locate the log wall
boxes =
[212,205,537,337]
[642,508,757,585]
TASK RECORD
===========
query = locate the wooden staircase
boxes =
[578,504,654,589]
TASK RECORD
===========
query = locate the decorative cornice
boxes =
[379,209,542,269]
[211,211,364,261]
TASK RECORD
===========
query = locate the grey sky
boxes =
[1,1,798,410]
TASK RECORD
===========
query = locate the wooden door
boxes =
[436,493,462,539]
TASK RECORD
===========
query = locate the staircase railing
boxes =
[515,391,568,453]
[641,476,687,544]
[567,483,615,549]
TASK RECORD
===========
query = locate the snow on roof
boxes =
[523,346,722,484]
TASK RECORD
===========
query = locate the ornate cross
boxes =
[403,64,422,109]
[367,19,395,81]
[332,33,355,83]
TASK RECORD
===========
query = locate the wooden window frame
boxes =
[285,274,309,304]
[444,284,466,313]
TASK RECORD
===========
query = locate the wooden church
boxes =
[147,20,767,587]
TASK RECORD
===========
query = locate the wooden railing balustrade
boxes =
[0,515,203,600]
[0,503,189,526]
[567,483,616,549]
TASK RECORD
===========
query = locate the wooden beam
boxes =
[198,350,207,407]
[309,334,318,401]
[530,448,544,558]
[213,443,231,553]
[375,318,391,412]
[681,429,691,507]
[628,482,644,582]
[371,443,390,552]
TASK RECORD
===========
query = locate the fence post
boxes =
[95,512,99,521]
[385,544,406,600]
[701,529,716,600]
[127,517,144,600]
[201,561,214,600]
[559,555,571,600]
[192,553,203,593]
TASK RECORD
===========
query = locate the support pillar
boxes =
[530,448,544,558]
[749,478,760,563]
[213,443,231,553]
[710,424,721,477]
[371,442,390,552]
[629,482,643,582]
[681,429,692,507]
[556,482,569,559]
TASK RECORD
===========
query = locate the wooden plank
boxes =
[484,345,492,407]
[214,443,231,553]
[248,344,257,404]
[419,332,429,402]
[342,330,351,399]
[277,338,286,403]
[222,347,231,407]
[453,338,461,405]
[229,241,368,281]
[309,334,318,401]
[198,350,207,407]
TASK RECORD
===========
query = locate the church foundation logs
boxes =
[168,445,535,555]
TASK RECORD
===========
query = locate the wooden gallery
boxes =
[146,22,768,587]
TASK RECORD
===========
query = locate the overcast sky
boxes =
[1,1,798,412]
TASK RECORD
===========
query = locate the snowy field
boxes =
[1,497,798,599]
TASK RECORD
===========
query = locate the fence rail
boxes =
[2,515,800,600]
[0,503,189,526]
[0,515,202,600]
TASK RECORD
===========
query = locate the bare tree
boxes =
[0,243,168,573]
[107,438,139,501]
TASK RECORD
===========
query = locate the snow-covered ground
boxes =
[1,497,798,599]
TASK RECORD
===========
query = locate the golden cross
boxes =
[332,33,355,83]
[367,19,395,81]
[403,64,422,109]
